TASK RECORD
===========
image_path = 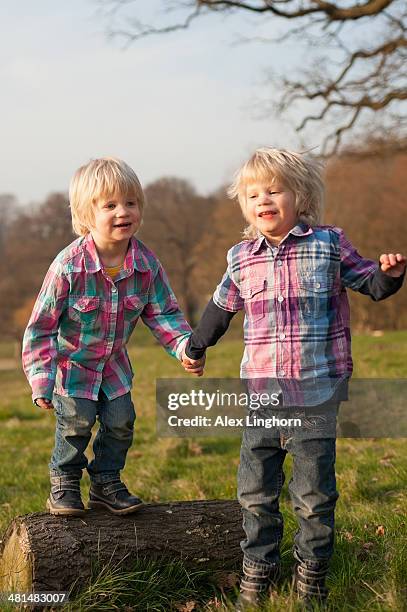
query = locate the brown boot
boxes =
[235,557,280,610]
[293,558,329,608]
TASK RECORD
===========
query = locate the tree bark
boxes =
[0,500,243,595]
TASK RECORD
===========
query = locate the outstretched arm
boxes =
[339,228,405,300]
[357,253,406,301]
[184,298,236,360]
[182,299,236,376]
[182,248,243,374]
[141,261,192,360]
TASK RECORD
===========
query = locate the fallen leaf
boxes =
[188,441,203,456]
[381,452,395,460]
[215,572,240,589]
[357,542,374,560]
[376,525,385,536]
[176,601,197,612]
[342,531,354,541]
[205,596,223,609]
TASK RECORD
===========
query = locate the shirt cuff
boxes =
[185,338,206,360]
[376,266,406,287]
[174,334,192,361]
[31,375,54,403]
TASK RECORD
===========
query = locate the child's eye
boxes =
[105,203,116,209]
[248,194,258,199]
[127,201,137,207]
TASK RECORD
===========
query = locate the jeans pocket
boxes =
[301,406,338,438]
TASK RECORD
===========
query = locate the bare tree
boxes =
[0,193,74,341]
[324,150,407,330]
[98,0,407,154]
[0,194,20,257]
[139,177,216,324]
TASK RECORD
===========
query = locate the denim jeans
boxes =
[50,391,135,484]
[238,402,339,567]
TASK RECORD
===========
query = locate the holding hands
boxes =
[35,398,54,410]
[380,253,406,277]
[181,349,206,377]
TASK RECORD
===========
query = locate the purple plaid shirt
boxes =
[22,234,191,402]
[213,223,378,404]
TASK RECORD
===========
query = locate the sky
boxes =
[1,1,311,204]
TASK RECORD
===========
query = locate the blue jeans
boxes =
[238,403,339,567]
[50,391,135,484]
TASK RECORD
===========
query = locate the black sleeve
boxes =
[185,298,237,359]
[357,266,405,301]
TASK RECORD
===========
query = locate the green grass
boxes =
[0,327,406,610]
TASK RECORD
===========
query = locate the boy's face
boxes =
[91,193,142,249]
[245,178,298,245]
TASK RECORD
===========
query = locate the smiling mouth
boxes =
[114,223,132,228]
[258,211,277,217]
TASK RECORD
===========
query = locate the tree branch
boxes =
[197,0,396,21]
[100,0,407,154]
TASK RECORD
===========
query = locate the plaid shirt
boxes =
[213,223,379,405]
[22,234,191,402]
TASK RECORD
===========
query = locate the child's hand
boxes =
[181,350,206,377]
[379,253,406,277]
[35,398,55,410]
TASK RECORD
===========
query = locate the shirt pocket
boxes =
[298,273,334,320]
[123,294,147,336]
[240,279,267,323]
[68,296,100,326]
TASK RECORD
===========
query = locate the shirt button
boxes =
[277,260,283,267]
[279,333,286,340]
[112,287,117,293]
[277,295,284,303]
[315,282,321,288]
[278,370,285,377]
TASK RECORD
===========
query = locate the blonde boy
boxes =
[183,148,405,608]
[22,157,200,516]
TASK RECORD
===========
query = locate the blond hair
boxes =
[228,147,324,240]
[69,157,145,236]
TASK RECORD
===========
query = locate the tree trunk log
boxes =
[0,500,244,595]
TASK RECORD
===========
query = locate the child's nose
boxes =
[259,193,271,204]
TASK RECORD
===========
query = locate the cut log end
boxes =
[0,518,33,592]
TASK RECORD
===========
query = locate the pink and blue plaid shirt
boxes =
[22,234,191,402]
[212,223,379,404]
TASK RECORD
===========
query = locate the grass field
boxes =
[0,326,406,611]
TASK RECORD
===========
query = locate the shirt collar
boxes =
[83,234,150,273]
[251,222,313,254]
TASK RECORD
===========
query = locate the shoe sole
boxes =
[88,499,144,515]
[46,498,86,517]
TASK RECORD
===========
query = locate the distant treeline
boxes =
[0,150,406,342]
